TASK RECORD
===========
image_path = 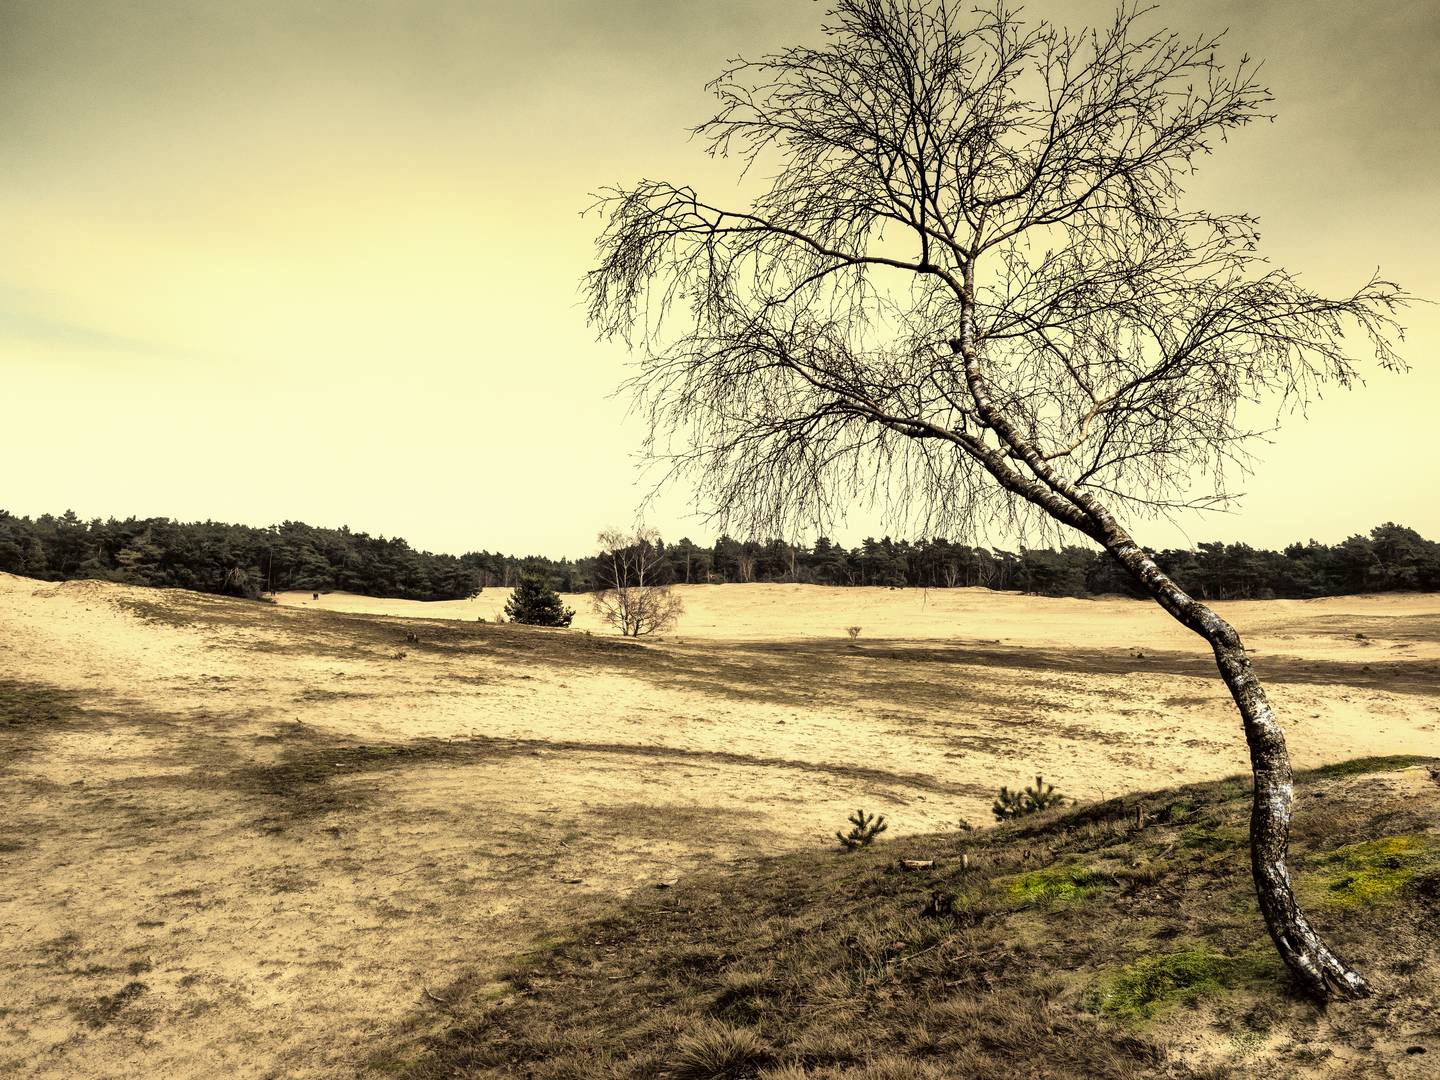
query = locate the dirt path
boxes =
[3,574,1437,1077]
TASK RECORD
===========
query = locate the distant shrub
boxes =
[992,775,1067,821]
[836,808,888,851]
[221,565,262,599]
[845,626,862,642]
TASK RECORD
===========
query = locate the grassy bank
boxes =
[380,757,1440,1079]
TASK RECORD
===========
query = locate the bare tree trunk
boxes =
[946,324,1368,999]
[1101,533,1368,999]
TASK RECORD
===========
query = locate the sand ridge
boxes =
[276,582,1440,661]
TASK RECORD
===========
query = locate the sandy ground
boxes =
[3,574,1438,1078]
[278,582,1440,661]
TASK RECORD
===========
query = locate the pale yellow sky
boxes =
[2,1,1436,557]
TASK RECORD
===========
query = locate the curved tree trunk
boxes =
[942,333,1369,998]
[1100,534,1369,999]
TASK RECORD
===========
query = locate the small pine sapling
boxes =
[992,785,1028,821]
[992,775,1067,821]
[1025,775,1065,812]
[835,808,888,850]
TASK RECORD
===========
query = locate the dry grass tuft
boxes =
[666,1022,773,1079]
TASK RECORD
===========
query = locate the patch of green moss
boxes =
[1087,947,1275,1022]
[1156,799,1197,824]
[1307,834,1440,907]
[1004,863,1111,906]
[1217,780,1251,803]
[1302,755,1433,781]
[1179,821,1248,853]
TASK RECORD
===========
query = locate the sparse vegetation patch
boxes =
[69,981,150,1030]
[1179,819,1249,853]
[0,679,82,730]
[1303,755,1435,780]
[1005,863,1113,907]
[393,757,1439,1078]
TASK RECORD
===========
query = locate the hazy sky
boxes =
[2,0,1436,557]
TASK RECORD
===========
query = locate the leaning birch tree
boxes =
[587,0,1408,996]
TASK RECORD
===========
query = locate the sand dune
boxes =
[3,573,1437,1078]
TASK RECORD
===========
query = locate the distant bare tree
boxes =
[591,527,684,636]
[588,1,1409,996]
[734,551,757,583]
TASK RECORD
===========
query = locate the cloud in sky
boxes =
[1,0,1435,556]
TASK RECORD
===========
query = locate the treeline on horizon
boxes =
[2,510,1438,604]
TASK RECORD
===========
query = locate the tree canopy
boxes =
[2,510,1435,603]
[590,0,1405,543]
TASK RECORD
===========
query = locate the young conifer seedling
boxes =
[993,776,1067,821]
[836,808,888,851]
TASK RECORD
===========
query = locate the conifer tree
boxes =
[835,808,888,851]
[504,573,575,627]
